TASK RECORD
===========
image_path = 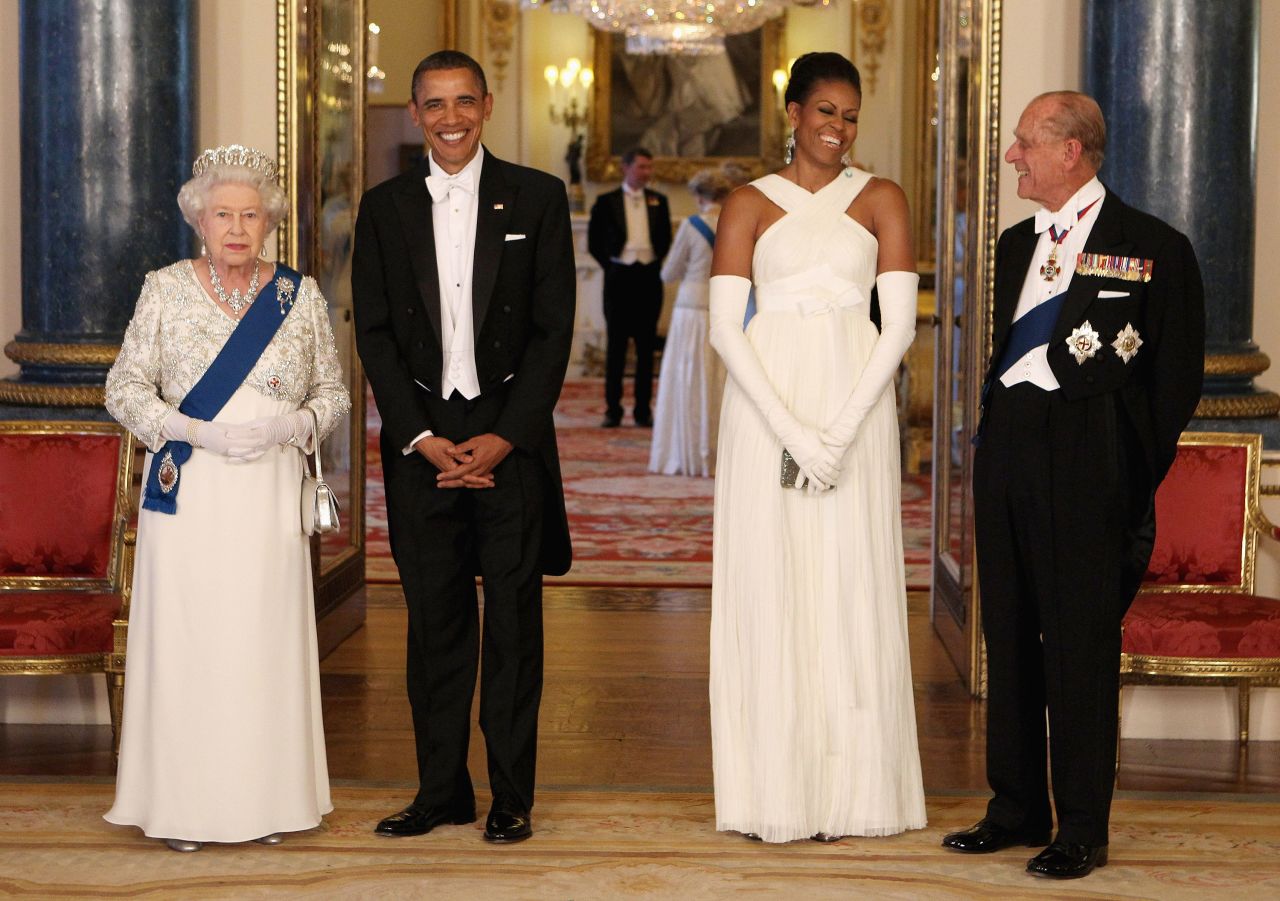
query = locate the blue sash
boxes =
[688,214,715,248]
[994,289,1067,380]
[142,265,303,514]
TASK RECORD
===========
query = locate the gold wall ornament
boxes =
[0,381,105,407]
[4,341,119,367]
[1194,392,1280,419]
[855,0,891,94]
[483,0,517,91]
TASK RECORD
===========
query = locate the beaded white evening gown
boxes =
[104,263,343,842]
[709,170,926,842]
[649,214,725,477]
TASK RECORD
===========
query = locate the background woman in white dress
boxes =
[707,53,926,843]
[649,169,731,477]
[104,145,349,852]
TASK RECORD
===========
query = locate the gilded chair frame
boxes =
[0,420,136,755]
[1120,431,1280,744]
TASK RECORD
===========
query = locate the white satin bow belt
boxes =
[754,266,869,318]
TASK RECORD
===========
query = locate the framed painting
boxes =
[586,20,786,183]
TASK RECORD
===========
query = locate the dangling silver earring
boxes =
[784,133,795,165]
[199,235,207,256]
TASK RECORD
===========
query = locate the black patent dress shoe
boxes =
[483,805,533,843]
[375,803,476,837]
[1026,841,1108,879]
[634,413,653,428]
[941,818,1052,853]
[601,414,622,428]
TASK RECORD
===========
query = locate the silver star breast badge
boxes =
[1066,320,1102,364]
[1112,322,1143,363]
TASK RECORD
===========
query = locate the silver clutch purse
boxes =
[300,408,341,536]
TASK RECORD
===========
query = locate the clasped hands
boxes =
[414,433,512,489]
[781,413,866,495]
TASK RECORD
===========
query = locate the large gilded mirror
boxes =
[279,0,367,653]
[931,0,1001,694]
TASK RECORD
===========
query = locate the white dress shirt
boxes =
[616,184,655,264]
[404,148,485,455]
[999,177,1106,390]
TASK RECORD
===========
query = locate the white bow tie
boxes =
[1034,206,1076,236]
[426,170,475,203]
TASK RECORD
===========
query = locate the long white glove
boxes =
[709,274,840,491]
[160,410,237,457]
[223,409,315,463]
[821,271,918,458]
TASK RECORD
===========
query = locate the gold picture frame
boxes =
[277,0,367,653]
[586,20,786,183]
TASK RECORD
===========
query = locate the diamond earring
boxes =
[784,133,795,165]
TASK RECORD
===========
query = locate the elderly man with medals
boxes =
[940,92,1204,879]
[103,145,350,852]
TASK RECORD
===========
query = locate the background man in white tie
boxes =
[942,91,1204,879]
[353,49,575,846]
[588,148,672,427]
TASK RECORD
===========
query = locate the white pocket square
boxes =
[1097,290,1130,299]
[504,233,526,242]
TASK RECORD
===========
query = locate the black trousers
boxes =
[973,381,1148,846]
[382,391,548,814]
[602,261,663,420]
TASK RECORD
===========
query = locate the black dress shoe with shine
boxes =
[941,818,1052,854]
[634,413,653,428]
[374,803,476,837]
[601,414,622,428]
[483,805,533,844]
[1026,841,1108,879]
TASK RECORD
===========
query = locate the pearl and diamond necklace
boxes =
[207,257,260,315]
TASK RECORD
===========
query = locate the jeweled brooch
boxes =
[276,277,296,315]
[1067,320,1102,364]
[1112,322,1143,363]
[157,451,178,493]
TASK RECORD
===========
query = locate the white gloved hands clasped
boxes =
[709,274,840,492]
[223,410,314,462]
[160,411,237,457]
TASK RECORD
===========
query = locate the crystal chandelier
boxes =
[519,1,832,56]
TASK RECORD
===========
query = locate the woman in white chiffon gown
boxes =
[648,169,731,476]
[707,53,926,843]
[103,145,349,852]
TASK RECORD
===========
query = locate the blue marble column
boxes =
[1082,0,1279,443]
[1,0,195,417]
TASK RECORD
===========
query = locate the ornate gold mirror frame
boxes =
[931,0,1001,695]
[586,20,786,183]
[278,0,368,652]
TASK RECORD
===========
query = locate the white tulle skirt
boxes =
[710,308,926,843]
[649,295,725,477]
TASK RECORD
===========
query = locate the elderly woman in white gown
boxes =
[648,169,731,477]
[104,145,349,852]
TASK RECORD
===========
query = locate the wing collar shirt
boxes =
[616,183,655,265]
[403,148,485,455]
[999,176,1106,390]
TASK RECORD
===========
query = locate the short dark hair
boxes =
[411,50,488,104]
[783,52,861,108]
[621,147,653,167]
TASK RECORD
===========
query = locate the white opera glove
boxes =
[709,274,841,490]
[821,271,918,459]
[223,410,313,463]
[160,410,237,457]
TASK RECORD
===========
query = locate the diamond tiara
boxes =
[191,144,279,181]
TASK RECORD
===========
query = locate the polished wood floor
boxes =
[2,584,1277,796]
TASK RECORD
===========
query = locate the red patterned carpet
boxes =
[365,379,931,588]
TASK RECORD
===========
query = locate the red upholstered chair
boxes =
[0,420,136,755]
[1121,431,1280,745]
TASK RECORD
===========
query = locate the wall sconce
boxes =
[545,57,594,211]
